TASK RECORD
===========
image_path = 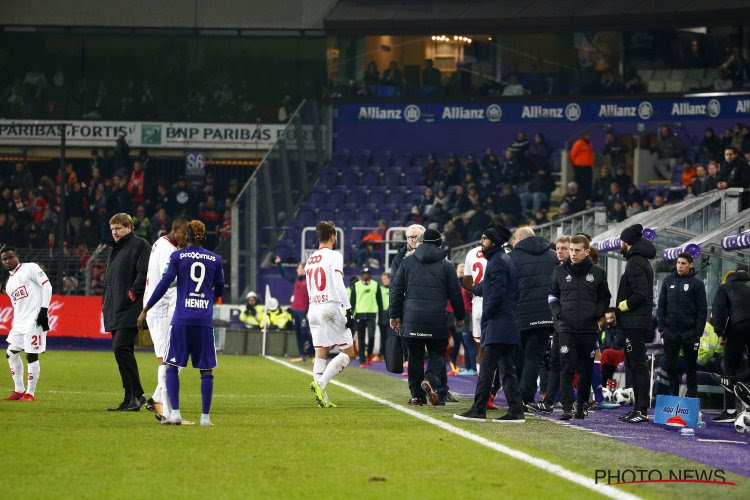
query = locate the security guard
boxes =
[349,267,383,368]
[265,297,292,329]
[239,291,266,328]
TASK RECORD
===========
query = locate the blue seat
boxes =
[386,186,407,204]
[319,169,337,187]
[368,187,388,205]
[393,155,413,168]
[404,171,422,186]
[372,151,393,168]
[308,190,327,205]
[339,170,359,186]
[332,150,350,165]
[351,150,371,166]
[357,209,376,222]
[297,211,317,227]
[348,186,369,202]
[327,189,348,205]
[361,170,382,186]
[317,208,335,220]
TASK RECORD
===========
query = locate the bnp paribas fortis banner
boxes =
[334,95,750,153]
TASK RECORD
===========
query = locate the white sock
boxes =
[26,361,40,396]
[154,364,166,403]
[318,353,350,389]
[8,352,24,392]
[171,409,182,420]
[313,358,327,382]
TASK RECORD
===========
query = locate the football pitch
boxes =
[1,350,748,499]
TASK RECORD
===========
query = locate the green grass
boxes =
[0,351,747,499]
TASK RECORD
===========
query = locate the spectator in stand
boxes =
[707,160,723,189]
[700,127,721,163]
[562,181,586,214]
[511,131,530,158]
[477,170,495,199]
[569,131,594,203]
[652,125,684,180]
[150,208,171,241]
[219,210,232,241]
[521,168,555,219]
[466,206,491,241]
[691,165,712,196]
[450,185,472,213]
[724,146,750,210]
[418,186,435,215]
[720,128,735,152]
[626,200,643,218]
[683,39,708,68]
[609,201,628,222]
[625,184,644,205]
[592,166,615,204]
[28,190,48,226]
[681,160,697,187]
[363,61,380,94]
[502,74,527,96]
[553,202,569,221]
[86,166,104,203]
[738,125,750,153]
[527,132,551,171]
[1,188,13,214]
[720,46,748,88]
[466,185,480,208]
[127,160,146,205]
[199,195,221,247]
[499,148,521,184]
[66,182,87,237]
[421,59,442,96]
[10,163,33,193]
[107,174,132,216]
[602,132,629,170]
[497,185,522,227]
[481,148,501,172]
[381,61,405,91]
[132,205,151,241]
[652,195,666,210]
[427,203,450,228]
[405,205,426,226]
[168,176,196,217]
[532,210,549,226]
[464,154,480,179]
[613,165,632,191]
[605,181,624,209]
[422,156,440,185]
[78,218,99,248]
[62,276,79,295]
[432,188,450,211]
[443,220,464,247]
[0,213,10,242]
[440,157,463,186]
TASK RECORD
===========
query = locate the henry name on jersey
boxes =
[185,291,210,309]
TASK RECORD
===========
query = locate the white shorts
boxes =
[308,302,353,349]
[7,325,46,354]
[146,313,172,358]
[472,311,482,342]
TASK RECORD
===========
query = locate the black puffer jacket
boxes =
[712,270,750,336]
[657,268,707,339]
[390,244,464,339]
[508,236,558,332]
[102,232,151,331]
[549,258,611,335]
[616,238,656,331]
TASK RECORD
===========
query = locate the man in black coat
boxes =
[615,224,656,423]
[508,227,558,406]
[724,146,750,210]
[390,229,464,406]
[454,221,525,422]
[657,252,707,398]
[711,267,750,422]
[102,213,151,411]
[548,235,611,420]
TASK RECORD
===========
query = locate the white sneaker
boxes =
[200,415,213,427]
[162,414,195,426]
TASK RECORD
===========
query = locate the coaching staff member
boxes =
[454,221,525,422]
[103,213,151,411]
[657,252,707,398]
[615,224,656,424]
[390,229,464,406]
[548,235,610,420]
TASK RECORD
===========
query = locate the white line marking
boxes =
[697,439,748,445]
[266,356,640,500]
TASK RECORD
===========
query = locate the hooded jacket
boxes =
[616,238,656,331]
[508,236,558,332]
[657,268,707,339]
[712,270,750,336]
[548,258,610,335]
[480,244,520,346]
[390,244,464,339]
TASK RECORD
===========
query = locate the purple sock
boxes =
[591,363,604,402]
[166,366,180,410]
[201,373,214,415]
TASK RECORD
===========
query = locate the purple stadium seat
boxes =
[372,151,393,168]
[368,187,388,204]
[332,149,350,165]
[327,188,348,205]
[361,170,382,186]
[386,186,407,204]
[339,170,359,186]
[404,171,422,186]
[357,209,376,223]
[308,189,327,205]
[393,155,413,168]
[348,186,369,202]
[319,169,337,187]
[317,208,335,220]
[298,211,317,227]
[383,171,403,187]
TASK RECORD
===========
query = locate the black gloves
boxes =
[36,307,50,332]
[345,308,355,330]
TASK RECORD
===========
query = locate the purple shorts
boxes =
[165,325,217,370]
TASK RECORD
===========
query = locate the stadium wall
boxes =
[333,95,750,153]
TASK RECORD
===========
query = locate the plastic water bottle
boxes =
[696,411,706,429]
[679,427,695,436]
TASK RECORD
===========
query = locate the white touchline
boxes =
[266,356,640,500]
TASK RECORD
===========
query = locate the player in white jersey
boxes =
[463,245,487,343]
[142,217,188,421]
[307,221,356,408]
[2,247,52,401]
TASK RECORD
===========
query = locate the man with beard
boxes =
[615,224,656,423]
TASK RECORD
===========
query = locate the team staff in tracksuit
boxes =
[349,266,383,368]
[615,224,656,424]
[548,235,611,420]
[657,252,707,398]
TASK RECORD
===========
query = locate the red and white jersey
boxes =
[463,245,487,307]
[144,235,179,316]
[305,247,350,309]
[5,262,52,333]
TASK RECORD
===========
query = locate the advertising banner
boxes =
[0,295,107,338]
[333,96,750,153]
[0,119,320,150]
[654,394,700,428]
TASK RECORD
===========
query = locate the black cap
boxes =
[483,221,511,246]
[422,228,442,246]
[620,224,643,245]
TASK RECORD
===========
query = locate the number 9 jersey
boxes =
[145,245,225,327]
[305,247,350,309]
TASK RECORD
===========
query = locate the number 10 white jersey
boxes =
[305,247,350,309]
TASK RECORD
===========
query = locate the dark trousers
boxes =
[517,327,553,403]
[573,165,593,203]
[543,331,561,406]
[292,309,312,357]
[378,321,390,356]
[112,327,144,401]
[462,332,477,371]
[722,320,750,409]
[470,343,524,416]
[663,334,700,397]
[356,313,377,362]
[405,337,448,400]
[624,328,649,412]
[559,332,597,412]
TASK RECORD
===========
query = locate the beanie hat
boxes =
[483,221,511,246]
[620,224,643,245]
[422,228,442,246]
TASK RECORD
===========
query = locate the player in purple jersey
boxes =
[138,220,224,427]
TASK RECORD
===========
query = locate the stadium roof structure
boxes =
[325,0,750,34]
